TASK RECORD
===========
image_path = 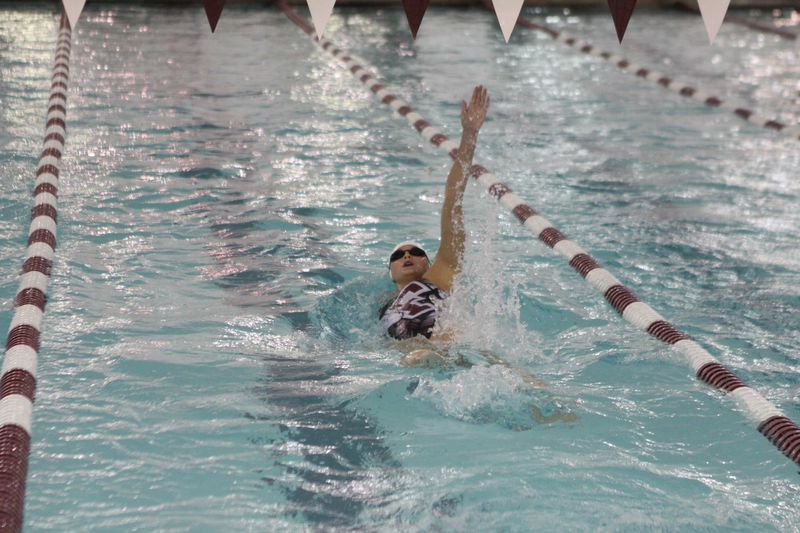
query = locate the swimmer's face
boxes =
[389,245,429,285]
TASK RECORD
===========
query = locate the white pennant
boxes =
[697,0,731,44]
[307,0,336,39]
[62,0,87,29]
[492,0,524,43]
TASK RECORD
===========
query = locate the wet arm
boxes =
[437,129,478,270]
[426,86,489,291]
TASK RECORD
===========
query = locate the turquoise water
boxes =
[1,4,799,531]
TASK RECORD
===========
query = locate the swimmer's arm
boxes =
[401,348,446,368]
[426,86,489,292]
[394,338,448,368]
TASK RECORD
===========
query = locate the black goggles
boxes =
[389,246,427,263]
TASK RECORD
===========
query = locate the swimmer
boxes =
[375,87,577,425]
[378,85,489,367]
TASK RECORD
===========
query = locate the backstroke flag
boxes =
[307,0,337,39]
[62,0,86,29]
[203,0,226,33]
[607,0,637,42]
[402,0,429,39]
[697,0,731,43]
[492,0,525,42]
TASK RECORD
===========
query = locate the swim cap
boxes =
[390,241,428,259]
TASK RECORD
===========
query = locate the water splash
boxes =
[435,192,543,362]
[411,365,570,431]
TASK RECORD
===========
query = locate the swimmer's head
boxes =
[388,241,430,285]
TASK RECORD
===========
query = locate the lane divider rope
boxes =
[275,0,800,468]
[501,1,800,141]
[0,11,71,533]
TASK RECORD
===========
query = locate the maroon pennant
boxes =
[607,0,636,42]
[203,0,226,33]
[402,0,429,39]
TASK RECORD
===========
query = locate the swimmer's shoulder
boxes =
[422,255,456,293]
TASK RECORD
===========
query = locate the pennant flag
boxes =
[697,0,731,44]
[607,0,637,42]
[492,0,525,42]
[402,0,429,40]
[203,0,226,33]
[307,0,336,39]
[62,0,86,29]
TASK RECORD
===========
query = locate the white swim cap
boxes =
[390,241,428,259]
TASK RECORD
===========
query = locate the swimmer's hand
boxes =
[530,405,578,424]
[461,85,490,134]
[401,349,447,368]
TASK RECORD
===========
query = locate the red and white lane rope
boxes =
[275,0,800,468]
[502,2,800,141]
[0,12,71,533]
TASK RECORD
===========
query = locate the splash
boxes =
[434,192,543,362]
[411,365,570,430]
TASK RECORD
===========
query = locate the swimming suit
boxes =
[379,279,447,340]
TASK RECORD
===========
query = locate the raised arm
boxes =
[424,85,490,293]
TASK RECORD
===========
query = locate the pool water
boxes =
[1,4,799,531]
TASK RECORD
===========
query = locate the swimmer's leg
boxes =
[530,404,578,424]
[475,351,577,423]
[478,350,548,388]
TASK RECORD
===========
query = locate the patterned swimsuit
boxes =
[379,279,447,340]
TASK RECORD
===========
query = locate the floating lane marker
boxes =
[504,3,800,141]
[275,0,800,468]
[0,12,71,533]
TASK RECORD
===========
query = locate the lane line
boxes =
[0,11,72,533]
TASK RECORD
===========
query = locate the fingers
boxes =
[471,85,483,108]
[467,85,489,114]
[461,86,489,131]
